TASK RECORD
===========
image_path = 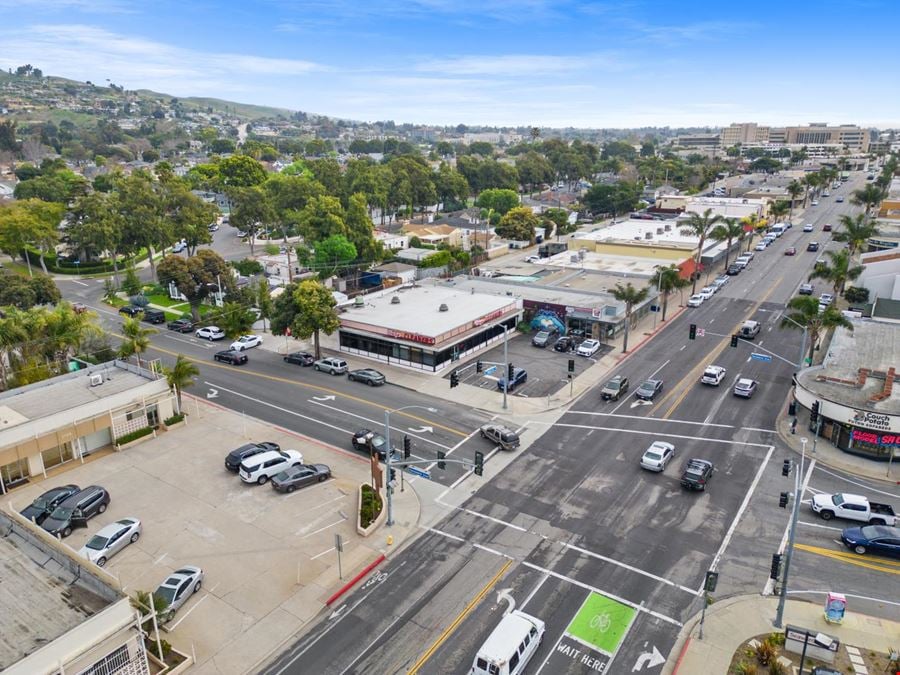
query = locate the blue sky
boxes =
[1,0,898,128]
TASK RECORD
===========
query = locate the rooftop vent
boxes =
[391,296,400,304]
[645,232,653,239]
[89,373,103,387]
[656,227,664,235]
[664,224,672,231]
[439,303,449,312]
[354,296,364,307]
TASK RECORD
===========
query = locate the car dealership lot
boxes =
[5,398,382,674]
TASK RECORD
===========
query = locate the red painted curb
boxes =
[325,553,386,606]
[671,636,692,674]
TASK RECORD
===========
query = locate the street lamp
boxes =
[384,405,437,526]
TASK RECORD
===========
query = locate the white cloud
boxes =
[414,52,626,76]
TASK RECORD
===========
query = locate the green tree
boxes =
[314,234,357,276]
[709,217,744,269]
[769,200,790,224]
[834,213,878,258]
[495,207,538,242]
[541,207,571,240]
[611,282,649,353]
[255,278,273,331]
[679,208,722,294]
[808,249,864,295]
[118,315,157,370]
[583,182,642,218]
[782,296,853,366]
[229,185,275,255]
[433,162,469,207]
[67,191,126,285]
[163,181,217,256]
[344,193,379,261]
[786,180,804,218]
[851,183,886,216]
[515,151,554,195]
[207,301,255,339]
[298,195,347,243]
[161,354,199,413]
[655,264,690,321]
[475,189,520,215]
[290,280,340,359]
[122,267,142,296]
[116,170,170,281]
[269,281,300,336]
[217,154,267,188]
[0,199,64,276]
[157,250,234,322]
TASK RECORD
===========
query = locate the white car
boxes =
[754,242,767,251]
[713,276,729,289]
[700,365,727,386]
[195,326,225,341]
[171,239,187,253]
[699,287,716,300]
[803,223,814,232]
[819,293,834,307]
[156,566,203,622]
[687,294,704,307]
[811,199,819,206]
[640,441,676,472]
[78,517,142,567]
[239,449,304,484]
[576,339,601,357]
[230,334,263,351]
[524,255,542,263]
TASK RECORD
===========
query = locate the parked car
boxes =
[20,484,80,525]
[785,247,796,256]
[754,242,767,251]
[726,264,742,275]
[167,318,194,332]
[155,566,204,622]
[72,302,88,314]
[835,196,844,203]
[313,357,348,375]
[553,336,577,352]
[803,223,814,232]
[798,283,814,295]
[699,286,716,301]
[713,276,730,289]
[214,349,248,365]
[640,441,675,472]
[840,525,900,558]
[225,441,281,472]
[78,517,142,567]
[41,486,110,538]
[351,429,391,459]
[811,493,896,526]
[680,459,714,491]
[531,330,555,348]
[819,293,835,307]
[524,255,542,263]
[171,239,187,253]
[480,423,520,451]
[239,449,303,484]
[141,308,165,324]
[119,305,144,318]
[687,294,704,307]
[284,351,315,366]
[229,334,263,351]
[348,368,386,386]
[272,464,332,493]
[811,199,819,206]
[600,375,629,401]
[576,339,601,356]
[497,367,528,392]
[195,326,225,341]
[207,222,219,232]
[635,379,664,401]
[733,378,758,398]
[700,365,727,386]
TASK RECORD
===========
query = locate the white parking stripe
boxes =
[300,518,345,539]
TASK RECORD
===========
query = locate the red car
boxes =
[785,247,797,256]
[823,223,833,232]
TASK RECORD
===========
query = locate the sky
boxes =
[1,0,898,129]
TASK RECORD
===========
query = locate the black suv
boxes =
[142,308,166,324]
[167,318,194,332]
[119,305,144,318]
[553,336,578,352]
[726,264,742,276]
[225,442,281,472]
[20,484,80,525]
[41,485,110,537]
[680,459,714,491]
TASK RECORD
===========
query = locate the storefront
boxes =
[523,300,626,341]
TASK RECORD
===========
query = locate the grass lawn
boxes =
[146,294,188,309]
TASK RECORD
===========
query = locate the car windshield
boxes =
[50,506,73,520]
[32,497,50,509]
[606,380,621,390]
[85,535,110,550]
[371,436,385,448]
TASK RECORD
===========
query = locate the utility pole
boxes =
[775,437,807,628]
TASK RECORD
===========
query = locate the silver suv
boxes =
[313,357,348,375]
[480,423,520,451]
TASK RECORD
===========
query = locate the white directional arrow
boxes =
[408,425,434,434]
[630,399,652,408]
[496,588,516,616]
[312,395,336,402]
[329,604,347,621]
[632,646,664,671]
[206,388,219,399]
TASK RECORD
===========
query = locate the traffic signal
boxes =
[403,435,411,460]
[779,492,789,508]
[474,451,484,476]
[568,359,575,374]
[476,360,483,373]
[450,370,459,388]
[389,467,397,483]
[437,451,446,470]
[782,459,791,477]
[788,400,797,416]
[689,323,697,340]
[770,553,782,580]
[704,571,719,593]
[810,400,820,424]
[730,334,739,348]
[508,362,515,380]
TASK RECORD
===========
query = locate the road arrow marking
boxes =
[312,395,336,402]
[632,646,664,671]
[206,388,219,399]
[630,399,652,408]
[496,588,516,616]
[329,604,347,620]
[408,425,434,434]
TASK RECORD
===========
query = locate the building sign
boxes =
[851,410,892,431]
[794,383,900,433]
[473,309,504,327]
[386,329,436,345]
[851,430,900,446]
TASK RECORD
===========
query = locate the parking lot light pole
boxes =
[384,405,437,526]
[775,437,807,629]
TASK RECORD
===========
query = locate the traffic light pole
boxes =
[502,324,508,410]
[774,437,807,628]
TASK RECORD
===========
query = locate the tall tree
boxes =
[162,354,200,414]
[611,282,649,353]
[679,208,722,294]
[290,280,340,359]
[786,180,804,218]
[344,193,379,262]
[782,296,853,366]
[163,181,217,256]
[709,218,744,269]
[116,170,170,281]
[68,191,127,285]
[808,249,864,295]
[298,195,347,243]
[851,184,886,217]
[157,250,234,322]
[0,199,64,276]
[769,199,791,224]
[834,213,879,258]
[476,189,520,215]
[655,264,689,321]
[495,207,538,242]
[229,185,275,255]
[118,315,157,370]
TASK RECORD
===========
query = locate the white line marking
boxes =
[311,546,336,560]
[813,464,900,499]
[786,590,900,607]
[797,520,843,532]
[521,573,549,609]
[611,363,668,414]
[306,494,346,512]
[564,410,735,429]
[456,506,528,531]
[166,593,209,630]
[552,422,773,448]
[534,593,591,675]
[154,552,168,565]
[300,518,345,539]
[740,427,778,434]
[422,526,466,543]
[474,543,512,558]
[306,399,452,450]
[68,279,89,286]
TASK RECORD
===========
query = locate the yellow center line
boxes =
[658,274,785,419]
[408,558,513,675]
[794,543,900,575]
[127,336,470,437]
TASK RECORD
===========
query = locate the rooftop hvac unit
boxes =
[89,373,103,387]
[391,296,400,304]
[645,232,653,239]
[656,228,664,235]
[664,224,672,231]
[354,296,364,307]
[439,303,449,312]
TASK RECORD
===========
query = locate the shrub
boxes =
[116,426,153,446]
[164,413,185,426]
[731,662,757,675]
[122,268,142,296]
[102,278,118,302]
[844,286,870,304]
[359,484,383,529]
[767,632,785,647]
[129,294,150,307]
[766,660,787,675]
[232,258,263,276]
[748,638,777,666]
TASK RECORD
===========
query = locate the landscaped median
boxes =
[357,483,385,536]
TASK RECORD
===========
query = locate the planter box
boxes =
[356,484,386,537]
[115,429,157,451]
[162,420,185,431]
[146,644,193,674]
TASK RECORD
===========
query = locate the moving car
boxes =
[313,357,348,375]
[803,223,814,232]
[822,223,832,232]
[738,320,760,339]
[497,367,528,392]
[155,567,204,622]
[167,318,194,333]
[225,441,281,472]
[239,449,303,484]
[600,375,629,401]
[470,610,546,675]
[635,379,664,401]
[351,429,391,459]
[118,305,144,318]
[78,518,142,567]
[807,242,820,252]
[811,493,896,525]
[785,247,796,256]
[41,486,110,538]
[195,325,225,341]
[214,349,248,365]
[700,365,726,386]
[20,484,80,525]
[141,308,165,324]
[284,351,315,366]
[271,464,331,493]
[576,339,601,356]
[836,196,844,203]
[229,334,263,351]
[640,441,675,472]
[480,423,520,451]
[687,294,704,307]
[733,378,758,398]
[840,525,900,558]
[798,283,814,295]
[348,368,386,386]
[680,459,714,491]
[531,330,555,348]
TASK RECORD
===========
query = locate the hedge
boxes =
[359,484,383,529]
[22,248,147,275]
[164,413,185,426]
[115,426,154,446]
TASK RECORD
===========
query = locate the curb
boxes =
[325,553,386,606]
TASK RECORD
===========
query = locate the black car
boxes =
[142,308,165,324]
[680,459,714,491]
[214,349,248,365]
[118,305,144,318]
[41,485,110,538]
[553,336,577,352]
[635,379,664,401]
[284,351,315,366]
[271,464,332,493]
[20,484,80,525]
[348,368,386,386]
[167,318,194,333]
[225,441,281,472]
[726,264,742,276]
[807,242,820,252]
[351,429,391,460]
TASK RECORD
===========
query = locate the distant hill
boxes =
[138,92,294,120]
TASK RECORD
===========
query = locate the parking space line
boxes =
[300,518,346,539]
[166,593,210,630]
[311,546,336,560]
[305,494,346,512]
[154,552,169,565]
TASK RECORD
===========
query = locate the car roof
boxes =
[737,378,755,386]
[93,518,138,536]
[241,449,284,466]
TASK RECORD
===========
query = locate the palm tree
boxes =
[680,208,722,294]
[808,249,864,295]
[802,173,821,206]
[851,184,886,217]
[162,354,199,413]
[782,296,853,366]
[611,282,650,353]
[42,303,99,372]
[786,180,804,218]
[709,218,745,269]
[0,312,27,391]
[656,264,689,321]
[118,315,157,370]
[769,200,790,225]
[833,213,879,258]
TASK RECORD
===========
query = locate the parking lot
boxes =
[451,332,612,399]
[6,398,394,674]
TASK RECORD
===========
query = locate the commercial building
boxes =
[721,123,771,147]
[721,122,870,152]
[672,133,720,148]
[0,361,175,494]
[338,285,520,371]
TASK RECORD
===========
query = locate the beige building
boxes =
[403,224,466,249]
[569,219,697,265]
[721,123,771,146]
[720,122,869,152]
[655,195,767,221]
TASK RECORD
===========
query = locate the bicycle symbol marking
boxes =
[589,612,611,633]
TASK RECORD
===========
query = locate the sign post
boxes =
[334,533,344,580]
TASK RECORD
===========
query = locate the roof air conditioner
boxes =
[439,303,449,312]
[90,373,103,387]
[391,296,400,304]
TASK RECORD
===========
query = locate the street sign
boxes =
[696,328,705,337]
[484,366,497,375]
[751,352,772,362]
[406,466,431,479]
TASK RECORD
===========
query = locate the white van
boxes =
[770,224,786,237]
[471,611,545,675]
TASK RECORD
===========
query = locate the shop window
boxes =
[1,457,29,491]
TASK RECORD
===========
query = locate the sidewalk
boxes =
[666,594,900,674]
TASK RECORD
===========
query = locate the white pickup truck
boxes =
[810,493,896,526]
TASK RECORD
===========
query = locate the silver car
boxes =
[640,441,676,472]
[155,566,204,622]
[313,357,348,375]
[78,517,142,567]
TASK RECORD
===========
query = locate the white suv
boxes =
[239,450,303,484]
[700,365,727,386]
